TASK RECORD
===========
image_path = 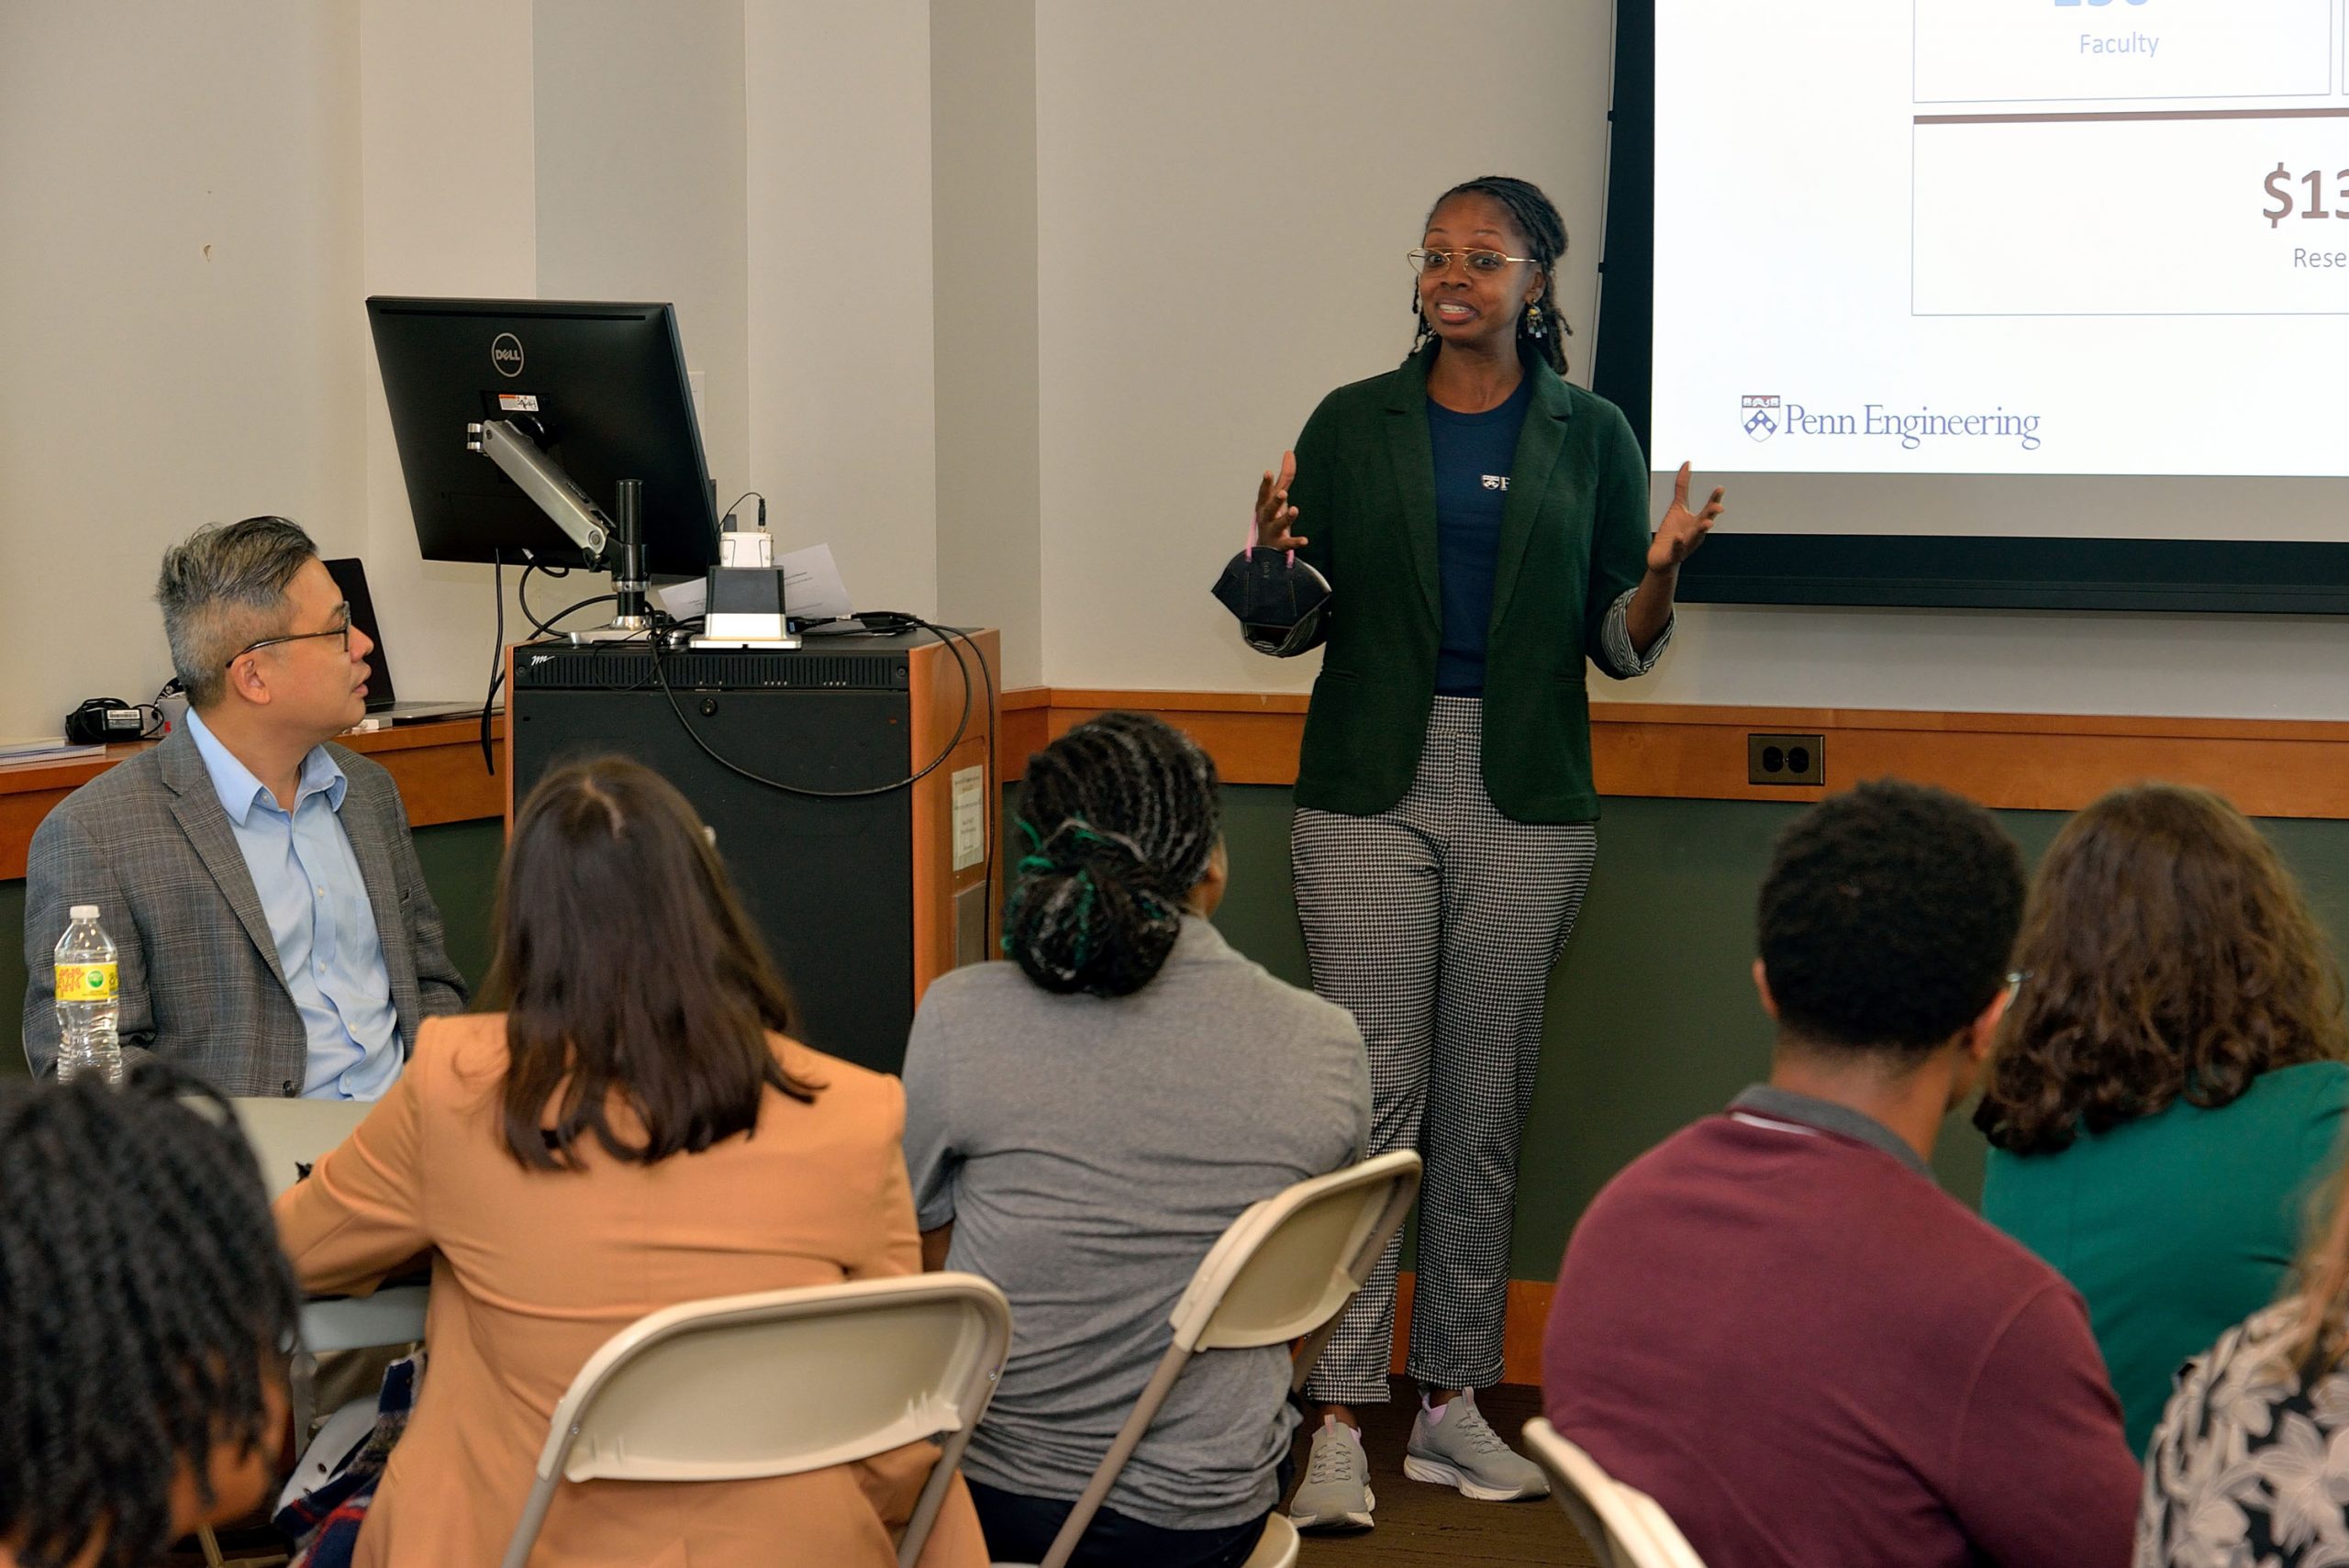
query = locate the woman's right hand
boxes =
[1253,450,1308,550]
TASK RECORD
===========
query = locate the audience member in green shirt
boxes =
[1976,784,2349,1460]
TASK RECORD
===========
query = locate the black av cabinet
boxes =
[506,629,998,1073]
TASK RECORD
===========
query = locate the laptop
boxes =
[321,559,491,725]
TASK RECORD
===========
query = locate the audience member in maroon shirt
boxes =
[1542,779,2140,1568]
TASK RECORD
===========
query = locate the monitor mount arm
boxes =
[466,417,652,643]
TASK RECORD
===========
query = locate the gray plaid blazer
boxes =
[19,724,469,1095]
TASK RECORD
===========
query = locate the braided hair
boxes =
[1410,174,1572,376]
[1004,712,1221,998]
[0,1070,298,1568]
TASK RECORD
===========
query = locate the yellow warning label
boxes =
[55,963,117,1000]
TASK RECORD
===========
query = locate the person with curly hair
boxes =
[1977,783,2349,1458]
[901,712,1370,1567]
[1542,779,2140,1568]
[0,1071,297,1568]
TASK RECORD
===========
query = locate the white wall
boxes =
[745,0,940,618]
[1031,0,1617,694]
[932,0,1043,686]
[0,3,366,738]
[535,0,749,513]
[7,2,2343,741]
[356,0,537,708]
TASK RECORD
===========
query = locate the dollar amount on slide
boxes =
[2264,167,2349,228]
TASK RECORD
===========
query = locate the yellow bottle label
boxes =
[55,962,117,1001]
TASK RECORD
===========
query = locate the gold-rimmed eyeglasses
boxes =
[228,606,352,668]
[1408,247,1538,276]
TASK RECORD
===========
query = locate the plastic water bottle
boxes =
[53,906,123,1087]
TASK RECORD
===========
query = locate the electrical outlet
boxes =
[1747,732,1825,786]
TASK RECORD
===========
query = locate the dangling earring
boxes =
[1525,302,1547,339]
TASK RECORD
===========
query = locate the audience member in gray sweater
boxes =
[904,712,1369,1568]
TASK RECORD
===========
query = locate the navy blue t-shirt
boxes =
[1428,374,1535,696]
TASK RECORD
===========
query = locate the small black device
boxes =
[63,699,161,745]
[364,296,720,577]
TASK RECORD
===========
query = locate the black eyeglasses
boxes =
[227,606,351,668]
[1408,247,1537,276]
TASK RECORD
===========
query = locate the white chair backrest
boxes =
[547,1273,1010,1483]
[1521,1418,1709,1568]
[221,1095,373,1199]
[1168,1149,1422,1353]
[501,1272,1010,1568]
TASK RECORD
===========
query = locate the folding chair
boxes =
[193,1098,429,1568]
[221,1096,431,1430]
[1520,1418,1709,1568]
[1008,1149,1424,1568]
[498,1271,1013,1568]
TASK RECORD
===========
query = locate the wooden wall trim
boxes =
[0,717,506,882]
[997,688,2349,819]
[20,689,2349,878]
[1392,1272,1552,1386]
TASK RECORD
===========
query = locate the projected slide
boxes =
[1651,1,2349,477]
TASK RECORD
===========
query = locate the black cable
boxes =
[647,617,979,802]
[539,594,619,629]
[481,551,503,774]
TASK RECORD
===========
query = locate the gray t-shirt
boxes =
[902,916,1370,1529]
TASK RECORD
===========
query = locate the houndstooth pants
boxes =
[1294,696,1597,1405]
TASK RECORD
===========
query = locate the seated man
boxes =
[1542,779,2139,1568]
[22,517,466,1095]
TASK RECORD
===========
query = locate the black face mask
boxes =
[1210,547,1331,658]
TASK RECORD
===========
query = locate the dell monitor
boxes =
[365,296,720,578]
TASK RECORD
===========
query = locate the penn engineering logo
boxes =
[1737,393,2041,451]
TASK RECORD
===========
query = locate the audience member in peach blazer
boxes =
[273,757,987,1567]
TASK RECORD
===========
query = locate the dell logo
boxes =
[491,333,525,377]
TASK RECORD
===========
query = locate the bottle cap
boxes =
[68,905,98,920]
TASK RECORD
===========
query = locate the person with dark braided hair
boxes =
[903,712,1369,1567]
[0,1070,297,1568]
[1224,175,1726,1529]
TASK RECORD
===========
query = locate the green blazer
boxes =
[1285,343,1656,823]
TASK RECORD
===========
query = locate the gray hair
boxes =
[156,517,319,708]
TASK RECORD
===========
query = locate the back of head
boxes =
[1976,783,2347,1155]
[487,756,818,1170]
[0,1072,298,1568]
[1758,778,2025,1061]
[1005,711,1220,998]
[156,516,317,710]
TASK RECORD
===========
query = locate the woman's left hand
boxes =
[1649,462,1725,573]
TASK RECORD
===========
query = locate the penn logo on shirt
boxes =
[1480,474,1508,490]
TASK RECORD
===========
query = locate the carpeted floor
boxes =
[1290,1380,1600,1567]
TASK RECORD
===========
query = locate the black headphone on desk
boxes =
[62,681,179,745]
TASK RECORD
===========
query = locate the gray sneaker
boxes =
[1288,1416,1376,1531]
[1402,1389,1551,1501]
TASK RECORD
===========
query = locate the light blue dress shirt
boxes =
[184,709,402,1099]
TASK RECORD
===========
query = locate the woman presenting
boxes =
[1238,175,1722,1532]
